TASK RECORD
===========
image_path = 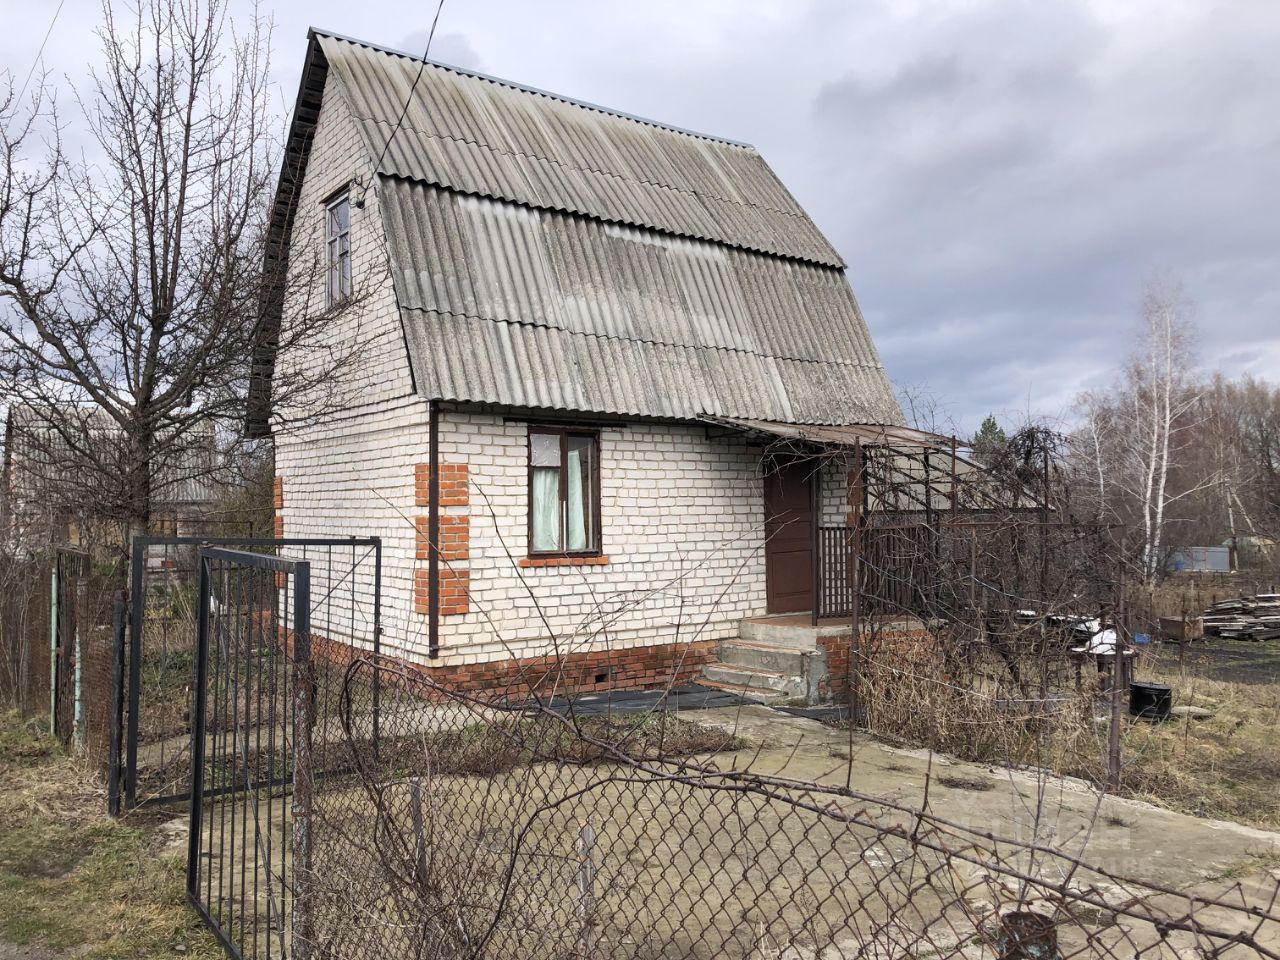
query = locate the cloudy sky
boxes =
[4,0,1277,435]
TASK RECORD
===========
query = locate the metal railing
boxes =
[121,536,381,810]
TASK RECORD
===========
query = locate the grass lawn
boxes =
[1119,641,1280,828]
[0,711,221,959]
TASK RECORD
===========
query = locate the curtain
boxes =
[566,448,586,551]
[531,467,561,551]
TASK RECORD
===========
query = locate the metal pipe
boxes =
[810,454,821,627]
[49,564,58,738]
[108,591,126,816]
[73,579,83,753]
[187,553,213,897]
[428,398,440,659]
[126,539,144,808]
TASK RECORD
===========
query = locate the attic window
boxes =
[325,194,351,306]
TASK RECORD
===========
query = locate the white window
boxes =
[325,194,351,306]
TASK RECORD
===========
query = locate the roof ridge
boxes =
[309,27,755,150]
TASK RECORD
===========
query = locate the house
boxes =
[2,404,221,552]
[251,30,945,697]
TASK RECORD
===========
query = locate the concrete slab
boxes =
[688,702,1280,887]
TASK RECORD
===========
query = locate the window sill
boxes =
[519,555,610,568]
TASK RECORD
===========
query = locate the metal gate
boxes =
[119,536,381,810]
[187,547,313,960]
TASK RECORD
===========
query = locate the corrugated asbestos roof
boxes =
[318,32,843,267]
[249,31,904,431]
[382,181,900,424]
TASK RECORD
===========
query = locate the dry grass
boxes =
[844,633,1280,830]
[0,710,221,958]
[1112,646,1280,828]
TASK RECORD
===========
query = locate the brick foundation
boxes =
[309,632,717,699]
[818,626,934,699]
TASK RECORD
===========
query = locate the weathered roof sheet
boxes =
[316,32,844,267]
[384,181,900,424]
[250,31,904,432]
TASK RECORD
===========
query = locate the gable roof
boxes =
[248,31,902,433]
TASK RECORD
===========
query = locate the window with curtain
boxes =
[529,428,600,555]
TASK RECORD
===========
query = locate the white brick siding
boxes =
[279,408,773,665]
[272,87,810,668]
[273,85,415,423]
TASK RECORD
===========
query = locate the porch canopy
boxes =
[699,414,1040,515]
[698,415,954,451]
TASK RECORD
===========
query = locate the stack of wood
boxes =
[1202,594,1280,641]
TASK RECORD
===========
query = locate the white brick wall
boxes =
[271,86,793,667]
[273,84,416,424]
[432,413,767,664]
[278,407,774,666]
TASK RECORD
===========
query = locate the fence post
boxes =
[576,817,596,959]
[187,552,213,900]
[1107,538,1128,792]
[126,539,145,809]
[48,564,58,737]
[72,573,86,754]
[291,560,315,960]
[108,592,126,816]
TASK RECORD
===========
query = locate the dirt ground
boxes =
[6,686,1280,959]
[1165,637,1280,684]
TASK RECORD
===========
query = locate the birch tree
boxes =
[1076,279,1215,581]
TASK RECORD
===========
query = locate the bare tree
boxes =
[0,0,364,553]
[1072,279,1216,581]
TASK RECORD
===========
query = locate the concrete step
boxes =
[717,639,820,678]
[701,661,807,700]
[739,616,850,650]
[696,676,792,704]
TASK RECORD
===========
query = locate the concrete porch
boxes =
[699,614,852,703]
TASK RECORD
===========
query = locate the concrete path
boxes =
[691,702,1280,892]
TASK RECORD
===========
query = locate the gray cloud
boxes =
[396,29,482,71]
[9,0,1278,435]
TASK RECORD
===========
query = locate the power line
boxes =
[15,0,67,107]
[360,0,448,203]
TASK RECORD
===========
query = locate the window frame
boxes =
[324,192,352,307]
[526,426,603,558]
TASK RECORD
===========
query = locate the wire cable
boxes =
[360,0,448,203]
[15,0,67,107]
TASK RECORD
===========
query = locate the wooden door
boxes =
[764,458,814,614]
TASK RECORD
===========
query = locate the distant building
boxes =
[1,403,219,551]
[1167,546,1233,574]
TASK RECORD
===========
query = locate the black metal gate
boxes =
[118,536,381,810]
[187,547,313,960]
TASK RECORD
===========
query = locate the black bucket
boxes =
[1129,681,1172,721]
[997,910,1059,959]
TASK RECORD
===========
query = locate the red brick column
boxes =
[414,462,470,617]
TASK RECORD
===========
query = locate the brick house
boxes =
[250,30,939,698]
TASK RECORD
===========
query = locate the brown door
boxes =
[763,457,814,614]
